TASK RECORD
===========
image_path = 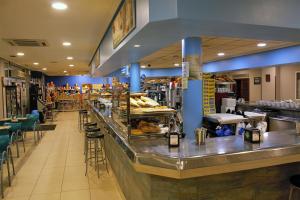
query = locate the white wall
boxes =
[278,64,300,100]
[227,65,300,101]
[228,68,262,102]
[261,67,276,100]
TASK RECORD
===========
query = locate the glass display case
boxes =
[111,82,130,137]
[129,93,176,139]
[6,86,19,117]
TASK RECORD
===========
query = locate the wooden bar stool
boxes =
[289,175,300,199]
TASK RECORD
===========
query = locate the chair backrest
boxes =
[22,114,39,130]
[31,110,39,117]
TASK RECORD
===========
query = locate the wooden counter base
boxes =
[105,133,300,200]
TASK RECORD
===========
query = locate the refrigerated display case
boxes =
[5,86,20,117]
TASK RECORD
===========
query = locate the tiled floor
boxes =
[4,112,125,200]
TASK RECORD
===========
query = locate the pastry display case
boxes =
[106,77,178,140]
[129,93,176,139]
[111,82,130,136]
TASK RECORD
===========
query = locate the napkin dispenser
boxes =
[244,128,261,143]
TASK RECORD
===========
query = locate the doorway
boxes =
[235,78,250,101]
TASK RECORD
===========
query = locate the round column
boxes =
[130,63,141,93]
[182,37,203,138]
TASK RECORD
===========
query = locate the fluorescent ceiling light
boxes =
[66,56,73,60]
[174,63,180,67]
[16,52,24,56]
[257,42,267,47]
[62,42,71,46]
[42,68,47,71]
[141,65,146,68]
[217,52,225,56]
[66,73,69,76]
[134,44,141,48]
[33,62,39,65]
[63,70,67,73]
[69,64,74,67]
[52,2,68,10]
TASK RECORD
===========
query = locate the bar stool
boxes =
[78,110,88,131]
[84,127,109,178]
[289,175,300,199]
[84,122,97,129]
[83,122,98,155]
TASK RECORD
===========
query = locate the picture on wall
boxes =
[254,77,261,85]
[112,0,136,48]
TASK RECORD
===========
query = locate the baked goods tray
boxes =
[130,132,166,138]
[130,110,175,118]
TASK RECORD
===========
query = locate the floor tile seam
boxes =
[60,132,71,200]
[27,132,59,199]
[6,139,51,199]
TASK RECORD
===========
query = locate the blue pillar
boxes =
[182,37,203,138]
[130,63,141,92]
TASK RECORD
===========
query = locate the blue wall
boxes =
[107,67,130,83]
[108,67,182,78]
[45,75,112,87]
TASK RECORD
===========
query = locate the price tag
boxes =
[182,77,188,89]
[182,62,189,78]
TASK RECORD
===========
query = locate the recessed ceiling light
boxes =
[42,68,47,71]
[69,64,74,67]
[134,44,141,48]
[217,52,225,56]
[141,65,146,68]
[174,63,180,67]
[257,42,267,47]
[52,2,68,10]
[33,62,39,65]
[16,52,24,56]
[66,56,73,60]
[62,42,71,46]
[63,70,67,73]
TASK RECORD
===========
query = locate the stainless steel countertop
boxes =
[89,102,300,178]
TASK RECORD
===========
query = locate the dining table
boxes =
[0,126,11,131]
[0,117,27,123]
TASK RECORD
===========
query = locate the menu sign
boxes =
[182,62,189,89]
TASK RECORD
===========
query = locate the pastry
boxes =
[130,98,140,107]
[131,129,144,135]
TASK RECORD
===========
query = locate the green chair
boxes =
[4,122,25,158]
[21,114,40,143]
[0,129,15,198]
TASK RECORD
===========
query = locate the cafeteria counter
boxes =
[88,101,300,200]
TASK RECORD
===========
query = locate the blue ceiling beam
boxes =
[203,45,300,73]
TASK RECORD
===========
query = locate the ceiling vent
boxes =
[3,39,49,47]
